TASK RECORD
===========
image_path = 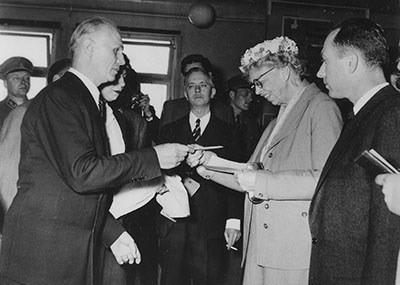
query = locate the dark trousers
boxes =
[158,216,227,285]
[102,198,160,285]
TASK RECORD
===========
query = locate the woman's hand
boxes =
[139,94,152,117]
[186,145,214,168]
[224,228,241,249]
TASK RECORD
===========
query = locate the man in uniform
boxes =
[0,56,33,128]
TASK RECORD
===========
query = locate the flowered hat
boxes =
[239,36,298,73]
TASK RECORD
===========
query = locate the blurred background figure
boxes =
[0,58,71,251]
[46,58,72,84]
[0,56,33,129]
[389,57,400,92]
[222,74,262,285]
[225,74,261,163]
[100,53,161,285]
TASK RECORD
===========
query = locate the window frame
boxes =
[119,28,181,101]
[0,20,59,78]
[0,20,58,100]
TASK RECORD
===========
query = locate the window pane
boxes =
[0,33,50,67]
[124,45,170,75]
[140,83,167,117]
[0,77,46,101]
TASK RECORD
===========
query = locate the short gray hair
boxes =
[69,17,118,57]
[184,67,215,88]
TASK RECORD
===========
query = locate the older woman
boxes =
[192,36,343,284]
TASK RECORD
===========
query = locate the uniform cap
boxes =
[226,74,251,91]
[0,57,33,80]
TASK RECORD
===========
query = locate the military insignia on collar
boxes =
[5,99,17,110]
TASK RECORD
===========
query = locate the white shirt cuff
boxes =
[226,218,240,230]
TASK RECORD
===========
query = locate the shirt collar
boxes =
[189,111,211,135]
[68,68,100,107]
[353,82,389,115]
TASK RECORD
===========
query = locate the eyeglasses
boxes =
[251,67,275,89]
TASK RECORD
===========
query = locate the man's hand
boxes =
[186,146,214,168]
[224,228,241,249]
[110,231,141,265]
[376,174,400,216]
[154,143,190,169]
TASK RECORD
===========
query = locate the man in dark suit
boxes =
[158,67,241,285]
[309,18,400,284]
[159,54,234,128]
[0,17,189,285]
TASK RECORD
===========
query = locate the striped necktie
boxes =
[98,95,107,123]
[192,118,201,141]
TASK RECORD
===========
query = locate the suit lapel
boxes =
[64,72,108,156]
[314,85,392,193]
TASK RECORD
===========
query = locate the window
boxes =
[0,24,54,101]
[121,30,180,117]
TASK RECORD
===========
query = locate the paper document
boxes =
[204,155,248,174]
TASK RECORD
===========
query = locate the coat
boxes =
[159,113,241,239]
[0,72,162,285]
[243,83,342,270]
[309,85,400,284]
[159,97,234,128]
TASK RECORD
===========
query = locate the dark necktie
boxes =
[235,114,241,125]
[98,95,111,155]
[99,95,107,123]
[192,118,201,141]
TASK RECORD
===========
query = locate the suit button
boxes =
[268,153,273,158]
[263,223,268,229]
[264,203,269,209]
[312,237,318,244]
[258,193,263,198]
[301,211,308,217]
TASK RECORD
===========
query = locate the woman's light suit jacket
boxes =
[242,83,342,270]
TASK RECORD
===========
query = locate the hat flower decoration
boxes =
[239,36,298,72]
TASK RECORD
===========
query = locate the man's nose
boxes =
[317,63,325,79]
[117,52,125,66]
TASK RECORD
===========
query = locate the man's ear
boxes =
[3,79,8,90]
[229,90,235,101]
[347,50,359,74]
[83,37,95,58]
[210,87,216,99]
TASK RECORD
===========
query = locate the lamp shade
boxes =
[188,1,216,29]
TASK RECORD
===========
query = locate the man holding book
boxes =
[308,18,400,284]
